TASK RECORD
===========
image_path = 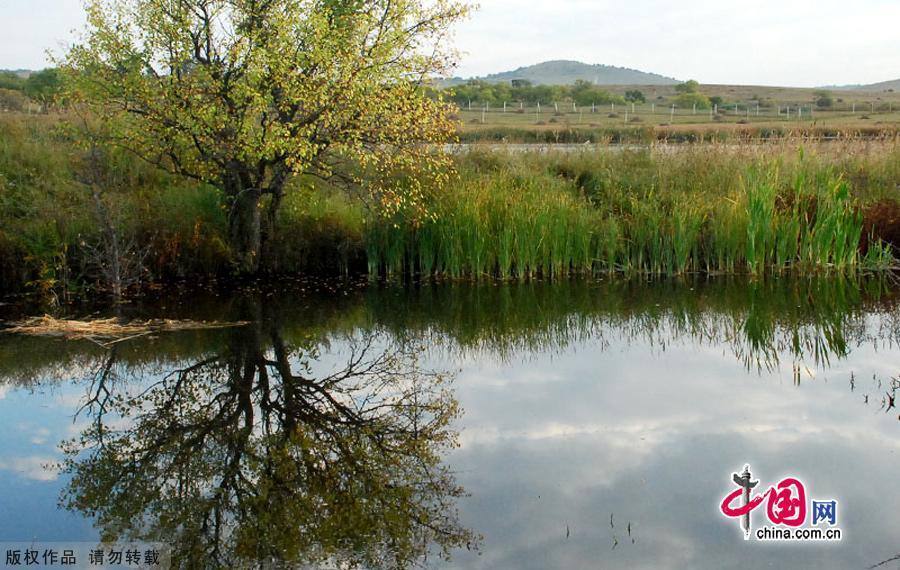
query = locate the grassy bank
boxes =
[0,113,366,295]
[1,113,899,296]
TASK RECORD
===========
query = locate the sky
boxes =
[1,0,898,87]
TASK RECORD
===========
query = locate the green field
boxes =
[449,83,900,140]
[456,104,900,130]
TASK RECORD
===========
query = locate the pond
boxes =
[0,277,898,569]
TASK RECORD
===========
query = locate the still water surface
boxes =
[0,278,898,569]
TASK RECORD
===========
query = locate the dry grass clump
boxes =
[3,315,249,344]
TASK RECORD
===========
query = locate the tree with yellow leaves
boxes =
[62,0,469,273]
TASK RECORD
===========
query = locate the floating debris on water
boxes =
[2,315,250,345]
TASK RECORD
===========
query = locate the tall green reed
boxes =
[365,146,897,280]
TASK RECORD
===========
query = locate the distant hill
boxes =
[855,78,900,92]
[443,60,679,87]
[821,78,900,92]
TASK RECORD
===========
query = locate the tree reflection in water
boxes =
[60,322,476,568]
[1,277,896,565]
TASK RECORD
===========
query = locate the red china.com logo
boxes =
[720,465,842,541]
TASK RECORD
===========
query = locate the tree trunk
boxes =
[229,188,262,275]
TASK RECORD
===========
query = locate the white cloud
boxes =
[0,455,60,482]
[28,427,52,446]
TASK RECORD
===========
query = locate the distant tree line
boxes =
[437,79,728,110]
[441,79,631,108]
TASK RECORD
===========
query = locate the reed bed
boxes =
[366,142,900,279]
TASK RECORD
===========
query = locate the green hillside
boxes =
[446,60,679,86]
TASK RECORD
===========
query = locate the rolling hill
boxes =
[821,78,900,92]
[444,60,679,86]
[855,78,900,92]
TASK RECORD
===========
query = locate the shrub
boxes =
[0,88,28,112]
[625,90,646,103]
[814,90,834,108]
[675,92,712,110]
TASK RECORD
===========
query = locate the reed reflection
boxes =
[1,278,897,392]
